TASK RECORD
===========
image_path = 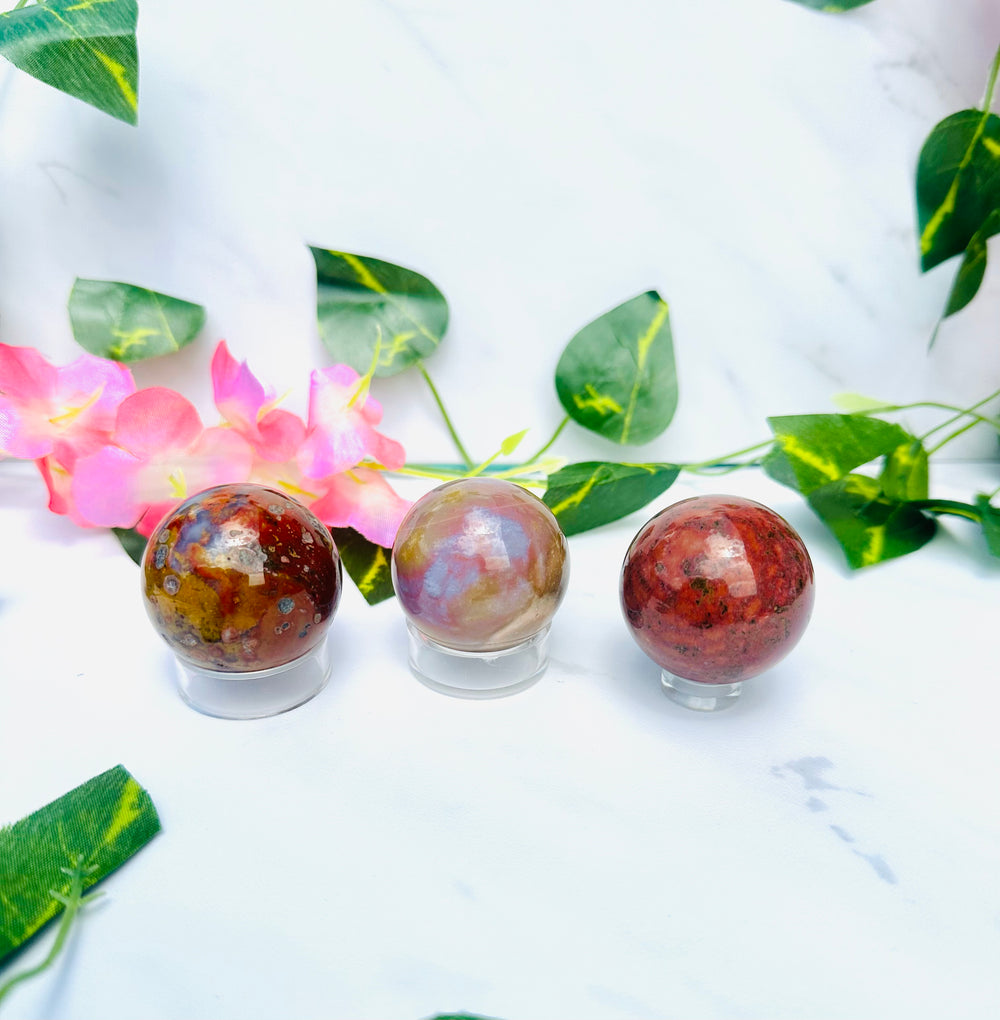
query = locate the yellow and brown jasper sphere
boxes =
[391,478,569,653]
[142,484,342,672]
[620,495,814,685]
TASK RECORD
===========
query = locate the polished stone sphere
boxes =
[142,484,342,672]
[391,478,569,652]
[620,495,814,684]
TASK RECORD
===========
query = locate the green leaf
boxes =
[831,392,889,413]
[0,0,138,125]
[311,247,449,377]
[423,1015,504,1020]
[807,474,936,569]
[879,440,929,502]
[68,279,206,363]
[940,207,1000,318]
[423,1014,504,1020]
[763,414,910,496]
[783,0,875,9]
[0,765,160,963]
[111,526,146,565]
[543,461,680,536]
[555,291,676,446]
[499,429,528,456]
[911,498,981,522]
[974,494,1000,556]
[916,109,1000,272]
[328,528,395,605]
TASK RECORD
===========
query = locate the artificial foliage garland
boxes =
[2,0,1000,1010]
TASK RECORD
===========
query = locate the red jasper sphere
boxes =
[620,495,814,684]
[142,484,342,672]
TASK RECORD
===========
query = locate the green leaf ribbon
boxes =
[0,765,160,963]
[0,0,139,125]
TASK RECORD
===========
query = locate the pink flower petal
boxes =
[299,366,406,477]
[114,388,202,459]
[309,467,411,548]
[72,445,146,527]
[0,344,57,400]
[211,340,267,436]
[0,345,135,459]
[257,408,307,462]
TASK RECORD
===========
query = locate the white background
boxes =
[2,2,1000,1018]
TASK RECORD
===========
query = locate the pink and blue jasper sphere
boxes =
[391,478,569,652]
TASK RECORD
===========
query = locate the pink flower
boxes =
[0,343,135,460]
[310,466,412,548]
[210,341,411,545]
[211,340,305,461]
[297,364,405,478]
[72,387,254,535]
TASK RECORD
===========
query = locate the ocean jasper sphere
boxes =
[391,478,569,653]
[620,495,814,684]
[142,484,342,672]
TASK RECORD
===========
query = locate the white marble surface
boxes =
[2,1,1000,1018]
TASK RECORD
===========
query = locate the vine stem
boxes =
[417,364,474,469]
[982,41,1000,112]
[0,856,101,1008]
[677,439,774,471]
[917,389,1000,445]
[526,415,570,462]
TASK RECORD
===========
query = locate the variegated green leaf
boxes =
[111,526,146,565]
[0,0,138,125]
[763,414,910,496]
[555,291,676,446]
[939,207,1000,320]
[69,279,205,362]
[0,765,160,962]
[328,528,395,605]
[974,494,1000,556]
[807,474,936,569]
[783,0,875,10]
[879,440,929,502]
[917,109,1000,272]
[543,461,679,536]
[311,247,449,377]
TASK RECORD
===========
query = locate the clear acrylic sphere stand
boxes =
[660,671,743,712]
[174,639,332,719]
[406,621,550,700]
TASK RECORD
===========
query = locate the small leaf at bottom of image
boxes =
[69,279,206,362]
[555,291,676,446]
[543,461,680,536]
[807,474,936,568]
[0,765,160,964]
[784,0,874,9]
